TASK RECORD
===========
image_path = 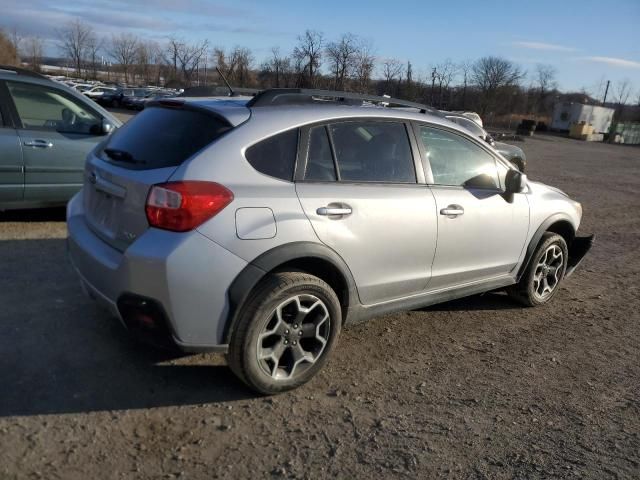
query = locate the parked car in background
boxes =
[121,88,150,110]
[0,65,121,210]
[451,110,483,127]
[129,90,177,110]
[83,85,117,99]
[96,87,135,108]
[67,88,592,394]
[444,112,527,172]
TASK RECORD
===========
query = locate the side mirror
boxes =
[505,169,526,194]
[485,135,496,146]
[101,120,114,135]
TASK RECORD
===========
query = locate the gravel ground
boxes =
[0,135,638,479]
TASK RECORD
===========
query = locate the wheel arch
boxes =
[224,242,358,344]
[516,214,576,281]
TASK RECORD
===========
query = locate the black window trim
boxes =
[411,121,507,191]
[296,117,425,185]
[4,79,104,134]
[0,81,18,128]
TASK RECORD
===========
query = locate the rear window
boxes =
[245,128,299,181]
[100,106,231,170]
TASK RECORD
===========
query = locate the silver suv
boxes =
[67,89,593,394]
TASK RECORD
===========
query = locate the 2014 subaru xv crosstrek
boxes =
[67,89,593,394]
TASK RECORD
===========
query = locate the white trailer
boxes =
[551,102,615,134]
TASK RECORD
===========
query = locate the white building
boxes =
[551,102,615,134]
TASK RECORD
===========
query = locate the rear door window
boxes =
[245,128,299,181]
[100,106,231,170]
[328,121,416,183]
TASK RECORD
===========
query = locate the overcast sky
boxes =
[2,0,639,96]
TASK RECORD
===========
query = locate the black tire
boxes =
[508,232,568,307]
[227,272,342,394]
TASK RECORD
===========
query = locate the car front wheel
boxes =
[227,272,341,394]
[509,232,568,306]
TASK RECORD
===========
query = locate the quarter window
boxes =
[7,81,101,134]
[245,128,299,181]
[419,126,499,188]
[328,121,416,183]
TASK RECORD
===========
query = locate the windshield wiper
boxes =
[103,148,145,164]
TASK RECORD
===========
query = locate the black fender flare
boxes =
[223,242,359,343]
[516,213,576,281]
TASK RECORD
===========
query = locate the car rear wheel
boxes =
[227,272,341,394]
[508,232,568,306]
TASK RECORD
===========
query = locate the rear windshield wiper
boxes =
[103,148,145,164]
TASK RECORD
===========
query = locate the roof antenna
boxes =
[216,67,235,97]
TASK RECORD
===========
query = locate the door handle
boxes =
[440,205,464,217]
[23,139,53,148]
[317,206,352,216]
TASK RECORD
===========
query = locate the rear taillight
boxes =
[145,181,233,232]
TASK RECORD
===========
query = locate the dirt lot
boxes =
[0,135,638,479]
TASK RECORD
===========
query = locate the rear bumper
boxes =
[566,234,595,277]
[66,192,247,352]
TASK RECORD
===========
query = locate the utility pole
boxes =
[602,80,610,105]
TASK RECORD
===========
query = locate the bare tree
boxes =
[382,58,402,94]
[57,19,92,77]
[0,29,20,65]
[293,30,323,87]
[86,34,103,79]
[613,79,632,106]
[264,47,290,87]
[472,56,524,115]
[435,59,457,108]
[457,59,473,109]
[326,33,358,90]
[24,37,44,72]
[108,33,139,83]
[534,64,557,114]
[175,39,209,84]
[214,45,253,86]
[351,39,375,93]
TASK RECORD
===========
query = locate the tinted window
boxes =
[7,81,101,134]
[101,106,231,170]
[305,126,336,181]
[329,121,415,183]
[246,128,298,181]
[419,126,499,188]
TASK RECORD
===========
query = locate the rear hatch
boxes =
[83,102,241,251]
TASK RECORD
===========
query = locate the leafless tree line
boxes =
[2,21,638,122]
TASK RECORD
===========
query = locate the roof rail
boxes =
[0,65,48,80]
[179,85,260,97]
[246,88,441,115]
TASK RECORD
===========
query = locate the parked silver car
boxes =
[0,66,121,210]
[67,89,593,394]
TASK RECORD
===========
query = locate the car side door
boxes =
[295,119,438,305]
[5,80,106,204]
[414,123,530,290]
[0,82,24,203]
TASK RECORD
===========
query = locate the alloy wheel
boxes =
[256,294,330,380]
[533,244,564,300]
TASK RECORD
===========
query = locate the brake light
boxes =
[145,181,233,232]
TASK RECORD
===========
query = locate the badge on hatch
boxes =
[89,172,97,185]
